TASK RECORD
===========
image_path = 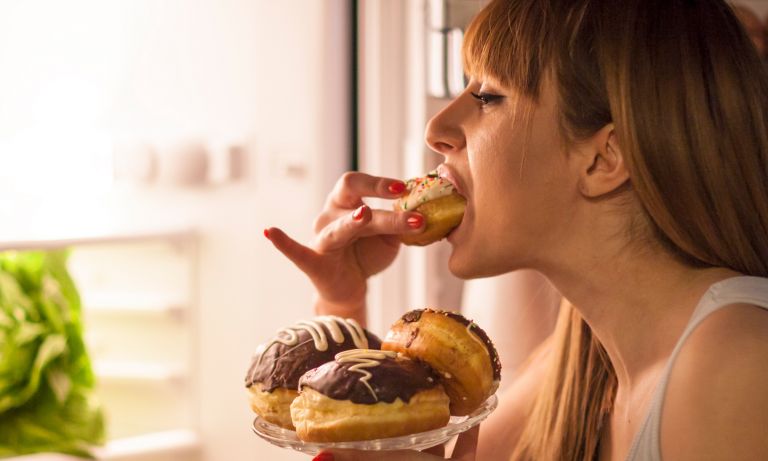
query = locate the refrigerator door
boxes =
[357,0,485,332]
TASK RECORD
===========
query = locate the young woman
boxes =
[264,0,768,459]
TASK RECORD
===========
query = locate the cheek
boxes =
[468,150,570,254]
[466,135,528,235]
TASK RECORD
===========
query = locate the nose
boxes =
[425,95,467,156]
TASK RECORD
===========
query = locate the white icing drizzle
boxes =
[466,321,488,351]
[254,316,369,368]
[465,320,500,384]
[395,170,457,211]
[334,349,397,401]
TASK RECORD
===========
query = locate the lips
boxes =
[436,164,466,198]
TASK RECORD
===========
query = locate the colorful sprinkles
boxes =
[399,171,456,211]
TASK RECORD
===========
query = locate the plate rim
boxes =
[251,393,498,453]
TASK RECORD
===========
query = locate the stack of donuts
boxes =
[245,309,501,442]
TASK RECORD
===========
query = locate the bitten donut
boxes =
[382,308,501,416]
[394,171,466,246]
[244,316,381,429]
[290,349,450,442]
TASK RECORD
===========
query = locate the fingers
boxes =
[263,227,319,275]
[366,209,424,238]
[451,425,480,460]
[314,206,424,253]
[313,205,373,252]
[327,172,406,210]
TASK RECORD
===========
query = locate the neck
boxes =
[541,241,737,390]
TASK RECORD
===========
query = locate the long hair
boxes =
[462,0,768,459]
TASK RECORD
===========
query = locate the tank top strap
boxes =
[625,276,768,461]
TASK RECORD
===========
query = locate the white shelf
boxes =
[94,361,186,383]
[6,429,201,461]
[97,429,200,461]
[0,228,196,252]
[0,229,199,455]
[83,292,186,316]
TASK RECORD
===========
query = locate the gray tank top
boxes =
[625,276,768,460]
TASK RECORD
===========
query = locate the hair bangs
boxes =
[462,0,553,99]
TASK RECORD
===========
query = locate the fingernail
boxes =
[407,215,424,228]
[352,205,366,221]
[388,181,406,194]
[312,453,334,461]
[263,228,270,239]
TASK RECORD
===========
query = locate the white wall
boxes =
[0,1,349,460]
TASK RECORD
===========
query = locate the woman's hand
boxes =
[312,426,479,461]
[265,172,424,323]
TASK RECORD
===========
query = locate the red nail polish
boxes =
[353,206,366,221]
[407,215,423,228]
[388,181,406,194]
[263,228,270,239]
[312,453,334,461]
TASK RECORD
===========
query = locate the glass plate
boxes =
[251,394,498,455]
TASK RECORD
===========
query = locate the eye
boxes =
[470,91,504,106]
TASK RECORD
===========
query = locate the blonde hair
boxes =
[463,1,768,459]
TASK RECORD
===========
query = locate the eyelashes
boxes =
[470,91,504,106]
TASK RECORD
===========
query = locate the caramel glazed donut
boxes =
[394,171,466,246]
[245,316,381,429]
[290,349,450,442]
[383,308,502,416]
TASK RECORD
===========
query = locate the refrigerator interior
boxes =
[0,1,349,460]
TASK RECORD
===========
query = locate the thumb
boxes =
[451,425,479,460]
[264,227,319,275]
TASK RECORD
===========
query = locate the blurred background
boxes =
[1,1,767,460]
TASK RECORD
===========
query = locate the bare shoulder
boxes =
[477,339,552,461]
[661,303,768,460]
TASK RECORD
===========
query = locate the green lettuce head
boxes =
[0,250,105,458]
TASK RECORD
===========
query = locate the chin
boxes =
[447,248,508,280]
[446,216,518,278]
[448,233,527,279]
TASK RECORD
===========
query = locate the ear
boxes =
[577,124,630,198]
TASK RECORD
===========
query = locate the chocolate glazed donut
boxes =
[290,349,451,442]
[383,308,501,415]
[245,316,381,429]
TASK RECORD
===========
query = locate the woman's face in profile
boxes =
[425,76,578,278]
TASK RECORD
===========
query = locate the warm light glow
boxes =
[0,0,122,224]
